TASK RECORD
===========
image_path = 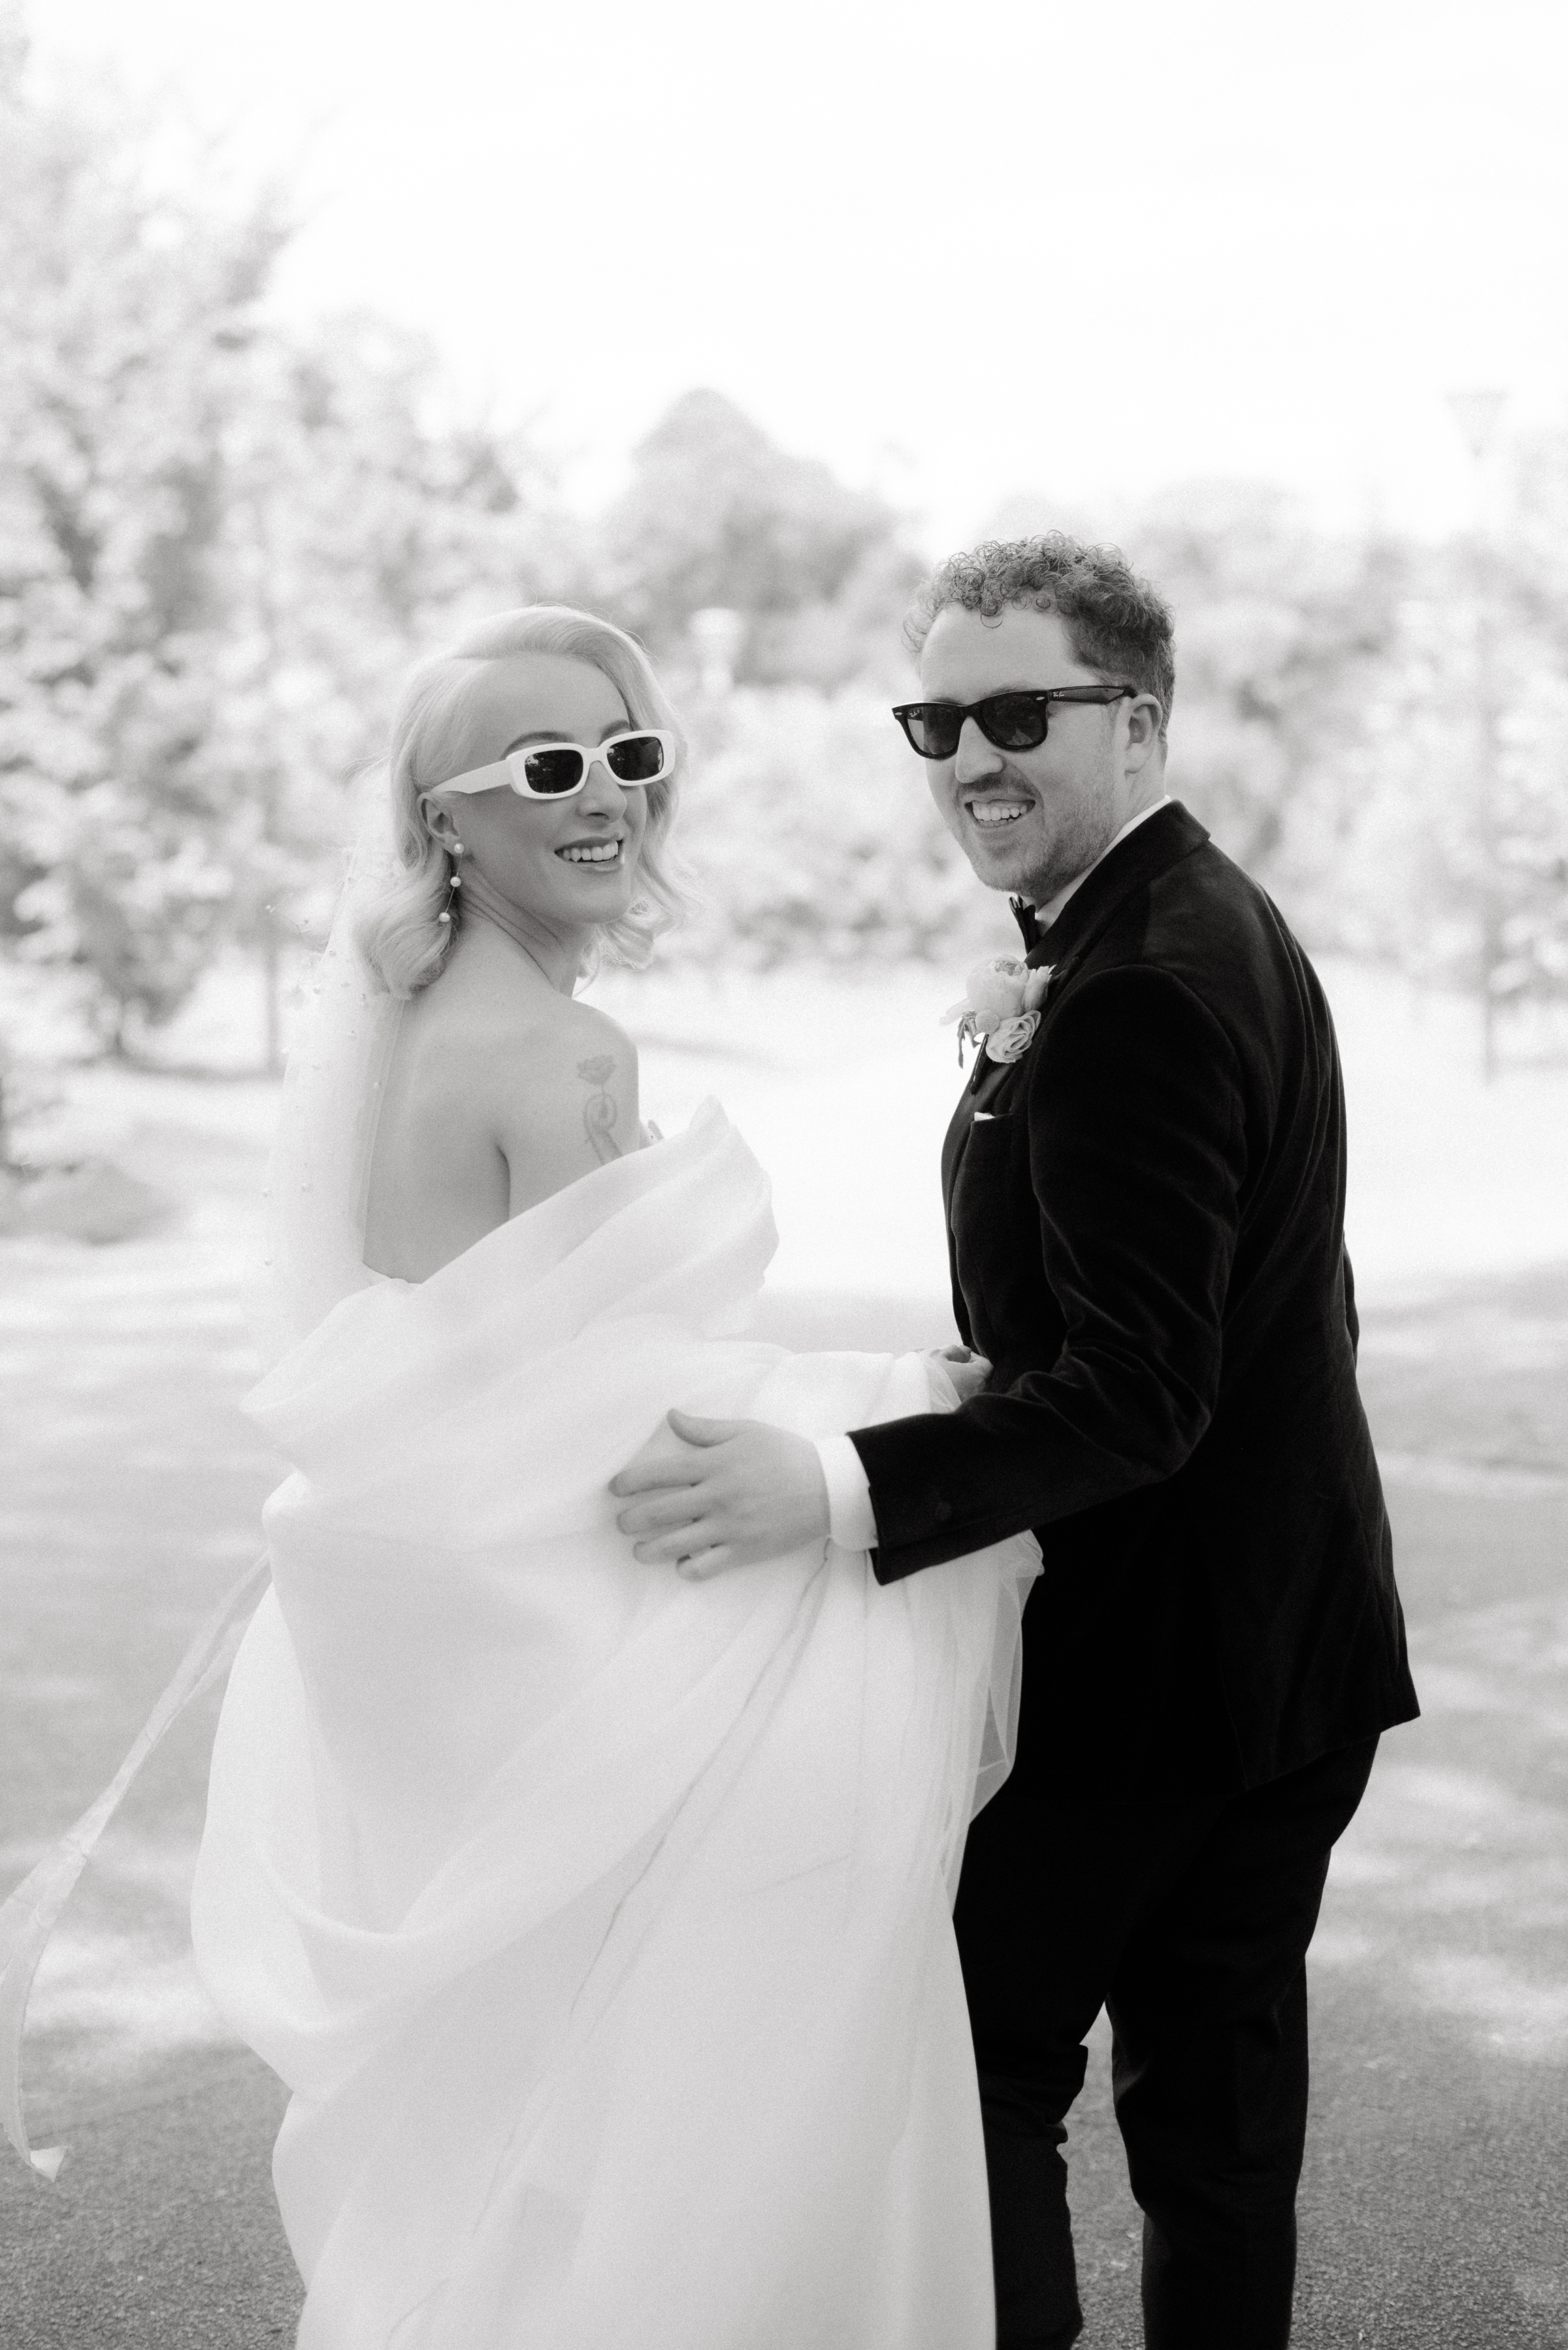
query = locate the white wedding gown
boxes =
[188,887,1038,2350]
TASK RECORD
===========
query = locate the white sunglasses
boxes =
[431,729,676,802]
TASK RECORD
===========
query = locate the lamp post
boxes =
[1447,389,1507,1082]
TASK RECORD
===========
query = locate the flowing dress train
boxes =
[191,1099,1037,2349]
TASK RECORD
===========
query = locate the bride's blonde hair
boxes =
[355,606,689,999]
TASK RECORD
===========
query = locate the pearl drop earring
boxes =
[438,838,465,927]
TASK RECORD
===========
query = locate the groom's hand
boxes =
[609,1411,829,1580]
[928,1344,991,1404]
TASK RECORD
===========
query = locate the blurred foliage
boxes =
[677,689,983,968]
[0,27,554,1051]
[595,389,921,691]
[0,28,272,1047]
[0,12,1565,1060]
[1124,483,1407,883]
[203,314,564,978]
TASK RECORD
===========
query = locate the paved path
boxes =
[2,1110,1565,2343]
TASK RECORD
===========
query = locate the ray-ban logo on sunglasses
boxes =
[892,687,1134,761]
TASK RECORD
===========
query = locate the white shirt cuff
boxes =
[813,1434,879,1553]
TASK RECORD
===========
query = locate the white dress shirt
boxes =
[812,794,1173,1553]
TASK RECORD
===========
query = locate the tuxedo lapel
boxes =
[942,805,1207,1239]
[1024,802,1209,984]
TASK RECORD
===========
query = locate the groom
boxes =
[612,533,1418,2349]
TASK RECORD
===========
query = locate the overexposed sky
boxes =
[33,0,1568,547]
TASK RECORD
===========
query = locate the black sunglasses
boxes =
[892,686,1135,761]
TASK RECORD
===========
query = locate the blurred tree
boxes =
[211,314,561,1061]
[596,389,917,682]
[0,22,283,1050]
[0,20,569,1061]
[1314,577,1480,980]
[1492,427,1568,1010]
[1492,676,1568,1008]
[747,537,930,695]
[1333,516,1568,1018]
[675,687,1001,969]
[1122,482,1407,897]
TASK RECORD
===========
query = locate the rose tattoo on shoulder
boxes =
[577,1055,622,1163]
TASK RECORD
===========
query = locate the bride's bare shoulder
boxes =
[509,995,636,1099]
[412,959,630,1075]
[456,987,640,1170]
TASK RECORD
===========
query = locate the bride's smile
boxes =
[556,833,627,865]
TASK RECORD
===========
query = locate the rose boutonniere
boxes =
[941,955,1054,1065]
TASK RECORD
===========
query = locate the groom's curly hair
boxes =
[906,533,1176,742]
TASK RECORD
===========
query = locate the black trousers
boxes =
[953,1730,1379,2350]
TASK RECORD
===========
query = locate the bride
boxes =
[189,604,1038,2350]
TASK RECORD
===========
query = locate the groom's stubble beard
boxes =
[964,746,1121,909]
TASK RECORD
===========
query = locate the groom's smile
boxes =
[967,797,1031,825]
[960,778,1053,879]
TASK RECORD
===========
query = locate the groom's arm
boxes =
[852,966,1247,1581]
[609,966,1245,1580]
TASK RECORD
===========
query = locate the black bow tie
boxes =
[1010,896,1042,953]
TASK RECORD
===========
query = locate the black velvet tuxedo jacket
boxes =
[849,802,1419,1796]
